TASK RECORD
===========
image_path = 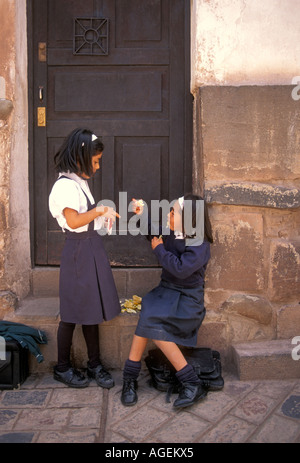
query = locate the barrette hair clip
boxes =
[82,134,98,147]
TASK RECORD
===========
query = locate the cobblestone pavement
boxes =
[0,369,299,444]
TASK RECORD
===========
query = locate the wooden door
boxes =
[29,0,192,266]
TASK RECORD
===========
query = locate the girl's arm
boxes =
[151,240,210,280]
[64,206,120,230]
[132,198,163,240]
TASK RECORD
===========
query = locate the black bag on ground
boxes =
[0,341,29,390]
[145,347,224,397]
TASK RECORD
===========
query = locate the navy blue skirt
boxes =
[135,280,206,347]
[59,230,121,325]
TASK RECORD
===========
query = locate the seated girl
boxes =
[121,194,213,408]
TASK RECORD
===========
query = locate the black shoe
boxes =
[121,378,138,406]
[53,367,89,388]
[173,382,207,409]
[87,364,115,389]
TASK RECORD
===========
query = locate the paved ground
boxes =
[0,369,299,445]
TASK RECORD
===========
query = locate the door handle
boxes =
[39,86,44,101]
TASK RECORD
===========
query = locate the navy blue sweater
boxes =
[152,231,210,288]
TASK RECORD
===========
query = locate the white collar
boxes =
[58,172,92,198]
[59,171,87,186]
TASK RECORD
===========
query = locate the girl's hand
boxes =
[151,236,163,250]
[132,198,144,215]
[97,205,120,223]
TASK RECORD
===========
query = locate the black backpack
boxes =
[145,347,224,402]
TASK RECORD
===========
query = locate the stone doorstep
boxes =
[5,295,144,374]
[31,267,162,298]
[8,266,162,372]
[7,297,300,382]
[5,290,300,381]
[231,339,300,381]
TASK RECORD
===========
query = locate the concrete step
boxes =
[230,339,300,380]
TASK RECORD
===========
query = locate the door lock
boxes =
[37,107,46,127]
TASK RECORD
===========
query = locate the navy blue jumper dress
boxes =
[58,177,121,325]
[135,230,210,347]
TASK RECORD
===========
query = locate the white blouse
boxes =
[48,172,105,232]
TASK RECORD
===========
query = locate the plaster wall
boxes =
[191,0,300,90]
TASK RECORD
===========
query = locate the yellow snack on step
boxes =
[121,294,143,313]
[123,300,135,309]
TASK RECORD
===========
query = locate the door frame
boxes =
[27,0,193,267]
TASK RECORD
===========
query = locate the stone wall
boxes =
[194,85,300,352]
[0,0,31,316]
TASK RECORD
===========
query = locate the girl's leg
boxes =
[82,324,100,368]
[56,321,76,372]
[82,324,114,388]
[128,335,148,361]
[54,321,89,388]
[123,335,148,379]
[121,335,148,406]
[153,339,206,408]
[153,340,187,371]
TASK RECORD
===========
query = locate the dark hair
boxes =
[54,128,104,177]
[181,193,213,243]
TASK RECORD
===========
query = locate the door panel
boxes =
[30,0,191,265]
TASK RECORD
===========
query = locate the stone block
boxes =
[196,317,227,356]
[14,297,60,320]
[268,240,300,302]
[126,268,161,298]
[32,268,59,297]
[0,99,13,120]
[227,313,274,346]
[112,269,127,300]
[264,208,300,240]
[231,339,300,380]
[199,86,300,182]
[206,210,264,292]
[31,267,161,299]
[0,201,7,231]
[0,290,18,318]
[205,182,300,209]
[27,323,58,374]
[221,294,273,325]
[277,304,300,339]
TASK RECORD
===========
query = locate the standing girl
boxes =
[49,128,121,388]
[121,194,213,408]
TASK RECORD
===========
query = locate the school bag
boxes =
[144,347,224,402]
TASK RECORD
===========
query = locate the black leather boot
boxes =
[121,359,141,406]
[87,363,114,389]
[173,381,207,408]
[53,367,89,388]
[121,378,138,406]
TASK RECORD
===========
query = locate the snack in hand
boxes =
[135,199,144,214]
